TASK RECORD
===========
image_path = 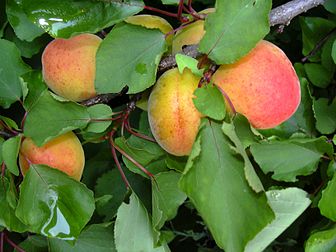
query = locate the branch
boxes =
[158,0,326,72]
[86,0,326,106]
[270,0,326,26]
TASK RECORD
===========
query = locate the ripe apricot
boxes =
[42,33,101,102]
[148,68,201,156]
[212,40,301,129]
[125,15,173,45]
[19,132,85,181]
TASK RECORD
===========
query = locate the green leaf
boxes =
[0,39,31,108]
[300,17,336,59]
[161,0,179,4]
[0,177,29,232]
[24,91,89,146]
[179,120,274,252]
[95,169,129,221]
[305,224,336,252]
[21,0,144,38]
[6,0,44,41]
[199,0,271,64]
[245,188,311,252]
[324,0,336,14]
[22,71,48,111]
[250,137,333,182]
[193,85,226,120]
[95,23,167,94]
[332,39,336,64]
[152,171,187,244]
[319,174,336,221]
[49,223,116,252]
[2,135,21,176]
[304,63,333,88]
[86,104,113,133]
[321,36,336,70]
[165,155,187,172]
[313,98,336,134]
[16,165,95,240]
[0,115,19,131]
[17,235,48,252]
[222,119,264,193]
[115,193,170,252]
[175,54,204,77]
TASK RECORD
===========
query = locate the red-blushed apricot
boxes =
[212,40,301,129]
[42,33,101,102]
[148,68,201,156]
[125,15,173,45]
[19,132,85,181]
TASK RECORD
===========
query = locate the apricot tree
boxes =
[0,0,335,251]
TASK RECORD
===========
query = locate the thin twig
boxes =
[302,27,336,62]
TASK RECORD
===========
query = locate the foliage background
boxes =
[0,0,336,251]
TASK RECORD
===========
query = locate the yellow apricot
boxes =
[148,68,201,156]
[212,40,301,129]
[42,33,101,102]
[19,132,85,181]
[172,8,214,54]
[125,15,173,45]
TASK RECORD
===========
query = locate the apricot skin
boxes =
[148,68,201,156]
[212,40,301,129]
[42,33,101,102]
[125,15,173,45]
[19,132,85,181]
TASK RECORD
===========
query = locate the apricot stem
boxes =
[143,6,178,19]
[124,120,156,143]
[215,85,237,115]
[2,232,25,252]
[109,131,131,189]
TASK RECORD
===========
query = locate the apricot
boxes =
[148,68,201,156]
[172,9,214,54]
[19,132,85,181]
[212,40,301,129]
[125,15,173,45]
[42,33,102,102]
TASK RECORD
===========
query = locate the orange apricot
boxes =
[148,68,201,156]
[19,132,85,181]
[212,40,301,129]
[42,33,101,102]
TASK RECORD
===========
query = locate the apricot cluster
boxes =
[148,21,300,156]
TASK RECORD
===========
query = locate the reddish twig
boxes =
[109,131,131,189]
[124,120,156,143]
[3,232,25,252]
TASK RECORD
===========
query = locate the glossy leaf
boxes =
[152,171,187,244]
[86,104,113,133]
[0,177,28,233]
[319,174,336,221]
[250,137,333,182]
[0,39,31,108]
[313,98,336,134]
[305,224,336,252]
[6,0,44,41]
[21,0,144,38]
[179,120,274,251]
[193,85,226,121]
[49,223,116,252]
[0,138,4,164]
[2,135,21,176]
[95,23,167,94]
[114,193,170,252]
[22,71,48,111]
[24,91,89,146]
[16,165,95,240]
[199,0,271,64]
[245,188,311,252]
